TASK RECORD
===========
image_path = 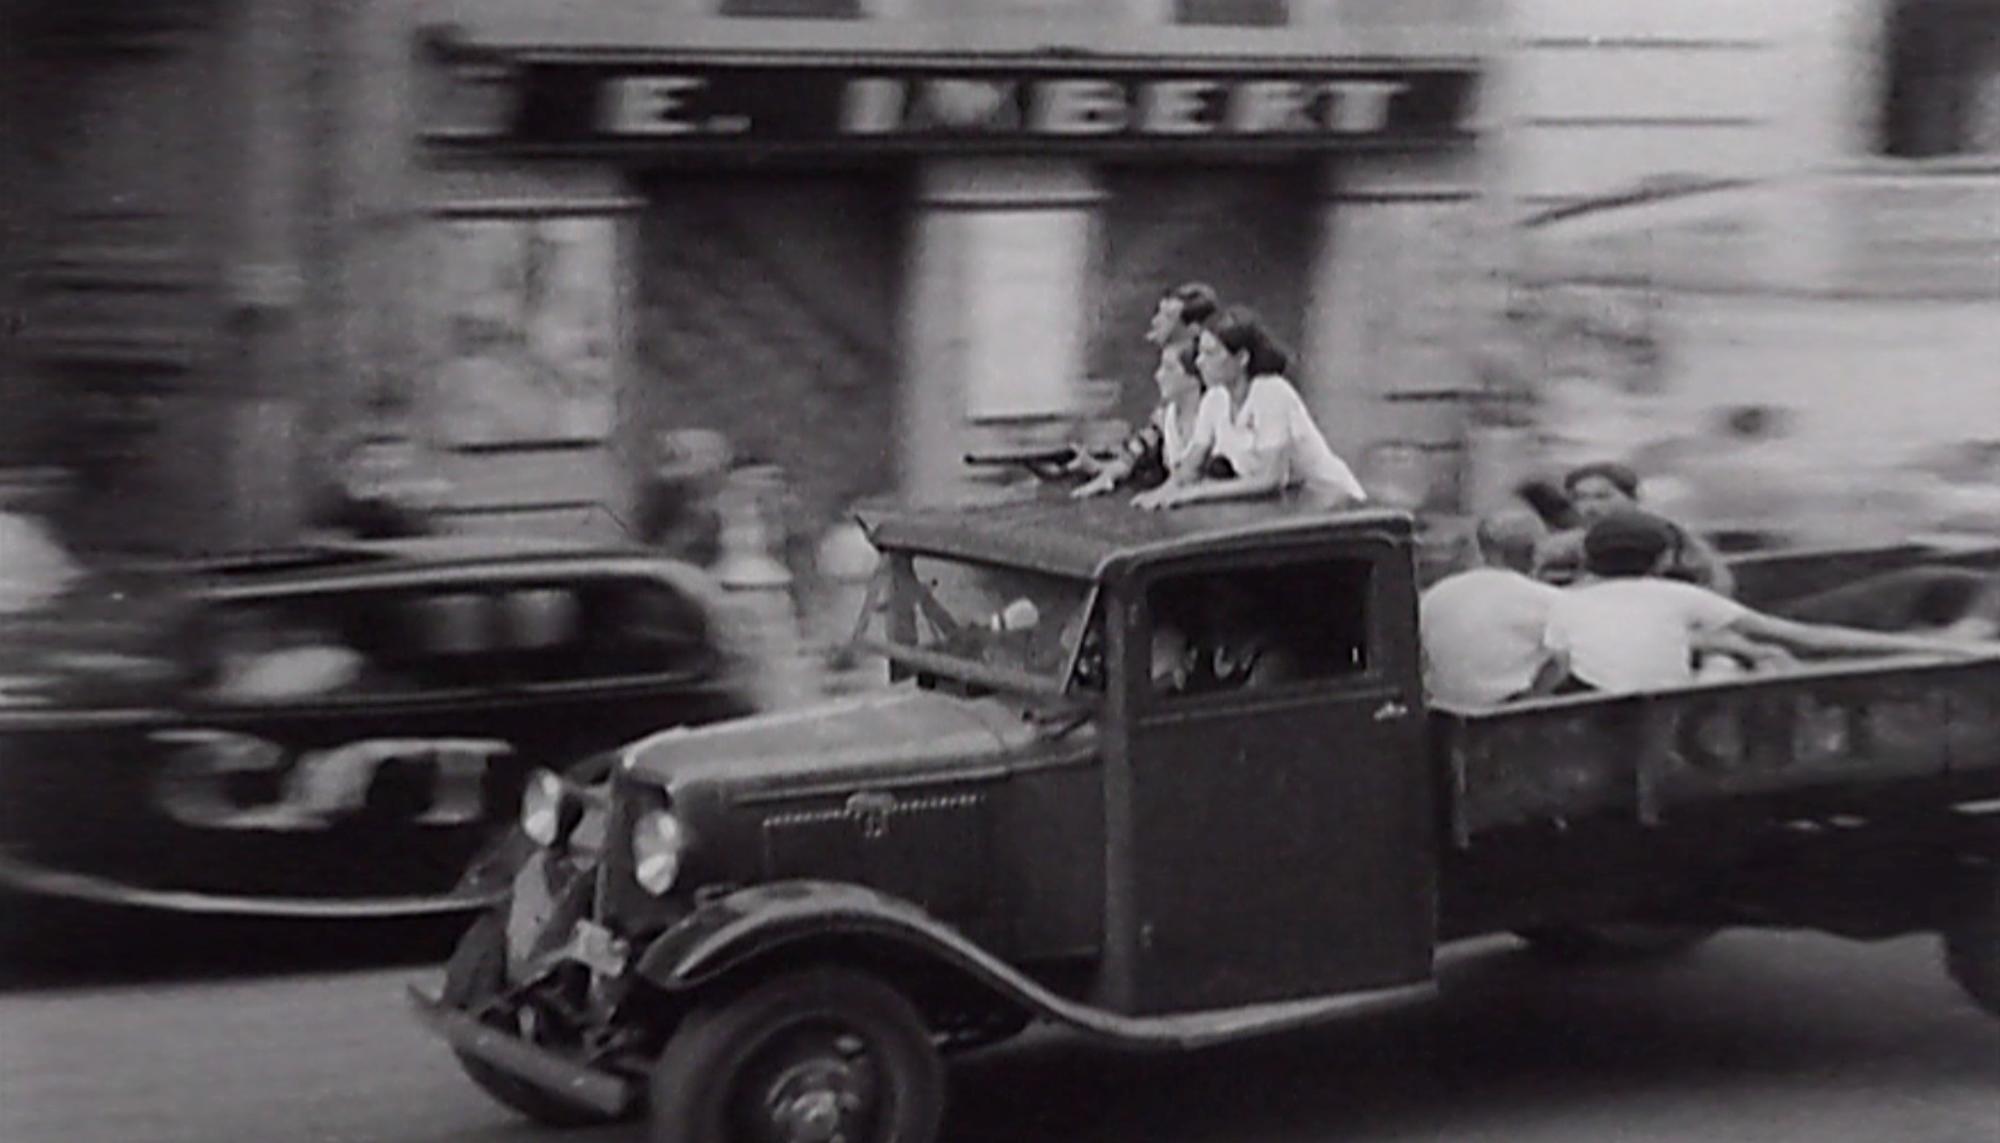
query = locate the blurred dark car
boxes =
[0,536,755,922]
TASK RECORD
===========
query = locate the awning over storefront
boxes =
[420,0,1492,63]
[418,0,1484,156]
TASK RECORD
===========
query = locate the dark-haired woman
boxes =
[1134,307,1366,511]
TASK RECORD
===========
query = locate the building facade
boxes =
[1480,0,2000,532]
[4,0,1501,555]
[1,1,337,552]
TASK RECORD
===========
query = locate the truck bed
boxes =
[1430,654,2000,847]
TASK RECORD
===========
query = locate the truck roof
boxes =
[861,494,1413,581]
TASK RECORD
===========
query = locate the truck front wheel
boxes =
[649,966,945,1143]
[1942,874,2000,1018]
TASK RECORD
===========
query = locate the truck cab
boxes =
[867,496,1435,1015]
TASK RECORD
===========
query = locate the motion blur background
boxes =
[1,0,1995,567]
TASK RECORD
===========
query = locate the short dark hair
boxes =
[1563,461,1641,500]
[1513,478,1582,531]
[1165,281,1220,328]
[1582,510,1678,578]
[1204,304,1292,378]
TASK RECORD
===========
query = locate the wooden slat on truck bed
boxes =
[1430,655,2000,846]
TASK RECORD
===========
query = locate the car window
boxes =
[474,577,715,687]
[500,588,580,651]
[190,597,381,705]
[190,575,718,702]
[570,578,715,681]
[355,589,511,693]
[407,592,494,656]
[1145,558,1372,701]
[374,586,591,694]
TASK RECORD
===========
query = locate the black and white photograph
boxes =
[3,2,1998,1142]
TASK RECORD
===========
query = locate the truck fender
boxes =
[635,880,1438,1052]
[636,881,1028,1002]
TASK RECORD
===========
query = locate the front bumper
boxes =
[407,985,635,1118]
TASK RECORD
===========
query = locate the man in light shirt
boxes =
[1420,510,1566,707]
[1543,511,1991,694]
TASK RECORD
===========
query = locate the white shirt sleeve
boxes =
[1663,580,1750,631]
[1250,377,1368,502]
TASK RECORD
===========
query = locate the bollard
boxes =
[815,518,883,695]
[713,465,816,710]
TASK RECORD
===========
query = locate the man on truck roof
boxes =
[1542,511,1994,694]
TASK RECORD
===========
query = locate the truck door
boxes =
[1113,539,1434,1014]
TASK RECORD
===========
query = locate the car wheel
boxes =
[1516,923,1720,964]
[649,966,946,1143]
[440,912,628,1127]
[1942,875,2000,1019]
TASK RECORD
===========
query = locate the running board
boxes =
[1032,979,1440,1052]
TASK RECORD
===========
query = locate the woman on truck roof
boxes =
[1073,340,1221,500]
[1133,306,1366,512]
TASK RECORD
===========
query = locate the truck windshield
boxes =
[862,551,1096,691]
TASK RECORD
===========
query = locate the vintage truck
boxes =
[410,495,2000,1143]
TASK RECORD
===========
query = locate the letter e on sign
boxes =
[1139,80,1217,134]
[602,76,706,136]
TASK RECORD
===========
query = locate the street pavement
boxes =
[1,928,1995,1143]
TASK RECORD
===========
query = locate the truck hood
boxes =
[619,685,1090,797]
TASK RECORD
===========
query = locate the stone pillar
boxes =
[1761,0,1885,292]
[899,160,1104,505]
[216,0,313,548]
[339,0,424,428]
[0,8,26,468]
[1298,148,1490,508]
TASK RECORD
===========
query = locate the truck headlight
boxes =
[632,809,686,896]
[521,770,580,849]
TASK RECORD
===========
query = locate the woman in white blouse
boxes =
[1134,306,1367,511]
[1073,340,1222,499]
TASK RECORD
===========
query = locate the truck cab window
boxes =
[1147,558,1372,699]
